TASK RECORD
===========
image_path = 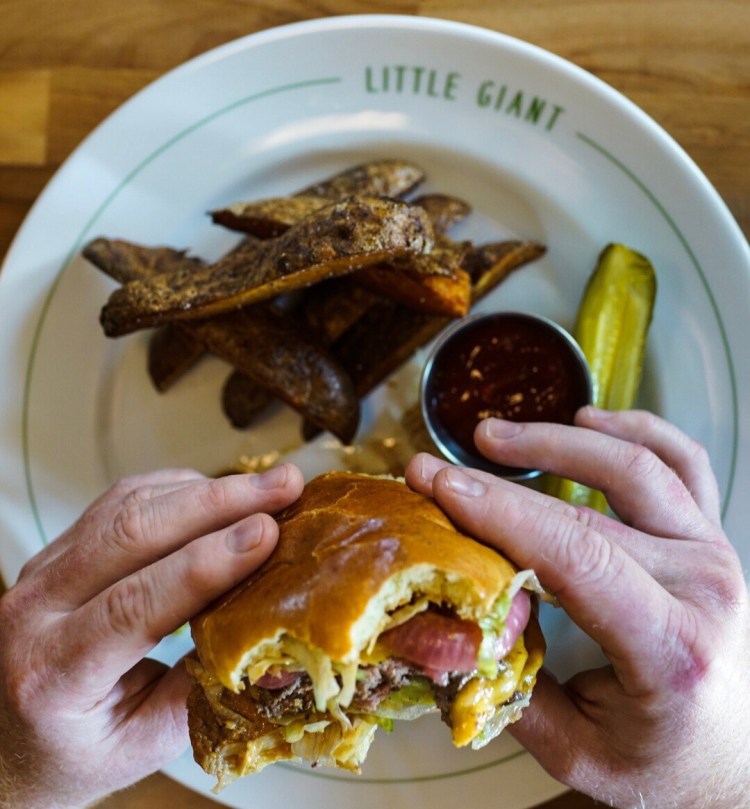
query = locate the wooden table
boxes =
[1,2,748,808]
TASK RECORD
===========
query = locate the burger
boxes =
[187,471,545,790]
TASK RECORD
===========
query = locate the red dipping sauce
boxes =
[421,312,592,479]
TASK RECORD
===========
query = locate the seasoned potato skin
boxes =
[83,238,210,390]
[210,159,426,238]
[188,306,360,445]
[411,193,472,235]
[100,197,434,337]
[148,325,206,392]
[299,158,425,199]
[221,371,275,429]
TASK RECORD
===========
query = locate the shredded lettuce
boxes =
[372,716,395,733]
[290,717,378,772]
[373,676,436,720]
[336,660,359,708]
[477,591,512,677]
[282,719,331,743]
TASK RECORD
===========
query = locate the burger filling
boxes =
[239,574,537,747]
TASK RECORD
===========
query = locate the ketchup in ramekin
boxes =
[420,311,592,480]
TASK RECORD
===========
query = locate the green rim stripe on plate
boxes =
[22,76,342,547]
[576,131,737,518]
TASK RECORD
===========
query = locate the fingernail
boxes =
[444,468,486,497]
[417,453,448,482]
[580,405,613,421]
[227,516,264,553]
[485,418,523,439]
[253,464,288,490]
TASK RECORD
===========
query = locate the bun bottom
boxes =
[187,663,378,791]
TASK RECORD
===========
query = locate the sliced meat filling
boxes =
[251,658,413,720]
[430,672,473,725]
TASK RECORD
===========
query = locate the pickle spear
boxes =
[548,242,657,511]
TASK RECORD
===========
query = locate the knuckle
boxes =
[198,477,234,513]
[661,565,748,696]
[121,484,156,507]
[632,408,660,431]
[551,519,619,594]
[105,473,146,501]
[686,437,711,471]
[0,580,37,633]
[688,546,747,615]
[2,660,38,719]
[102,468,197,503]
[0,595,48,720]
[17,555,41,581]
[661,603,713,692]
[103,577,153,639]
[106,500,150,556]
[620,441,662,482]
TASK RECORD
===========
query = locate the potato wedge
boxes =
[212,190,469,242]
[221,370,275,429]
[302,279,382,345]
[410,193,472,235]
[211,158,425,237]
[298,194,473,342]
[148,325,206,392]
[187,306,360,444]
[334,302,442,398]
[100,197,434,337]
[210,160,428,239]
[83,237,204,284]
[298,158,425,199]
[210,195,331,238]
[83,238,210,389]
[355,237,472,317]
[464,240,547,302]
[84,236,358,438]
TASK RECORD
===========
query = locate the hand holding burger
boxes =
[406,407,750,809]
[0,465,303,809]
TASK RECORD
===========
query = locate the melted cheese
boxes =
[450,633,529,747]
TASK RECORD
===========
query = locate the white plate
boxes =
[1,14,749,809]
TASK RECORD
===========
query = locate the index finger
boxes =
[417,462,678,696]
[33,465,304,609]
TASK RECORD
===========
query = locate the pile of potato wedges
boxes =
[84,159,546,444]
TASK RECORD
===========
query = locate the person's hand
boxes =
[0,464,304,809]
[405,407,750,809]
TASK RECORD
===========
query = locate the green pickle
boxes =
[547,243,657,511]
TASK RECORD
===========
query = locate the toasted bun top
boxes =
[191,471,519,689]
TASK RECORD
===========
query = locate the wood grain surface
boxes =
[1,2,748,807]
